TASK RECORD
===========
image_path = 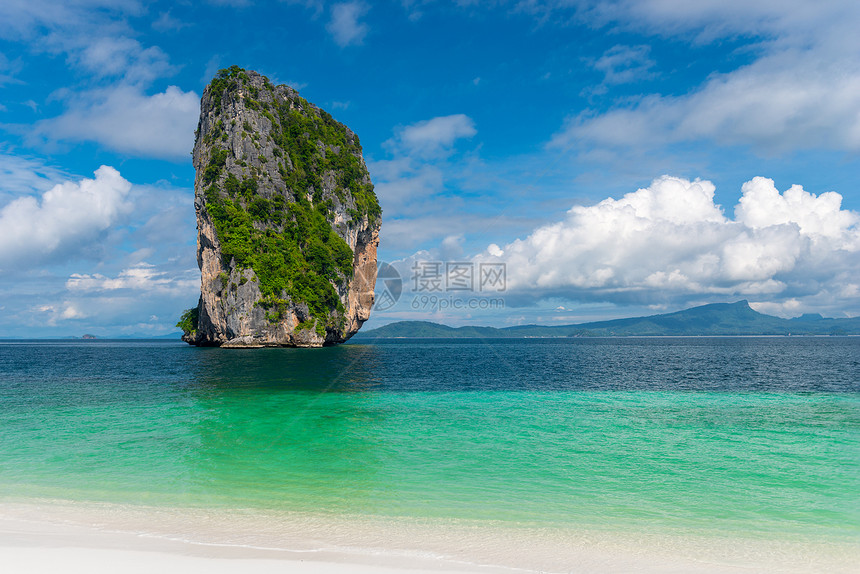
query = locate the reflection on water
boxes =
[185,345,390,512]
[190,344,384,393]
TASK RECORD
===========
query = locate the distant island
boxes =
[353,301,860,339]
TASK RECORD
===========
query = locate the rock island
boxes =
[178,66,380,347]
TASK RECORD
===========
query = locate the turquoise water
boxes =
[1,338,858,543]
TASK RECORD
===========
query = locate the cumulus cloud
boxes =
[474,175,860,311]
[33,85,199,160]
[0,175,198,335]
[735,178,858,240]
[0,165,132,268]
[327,2,369,47]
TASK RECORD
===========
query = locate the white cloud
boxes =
[548,1,860,154]
[70,36,174,85]
[327,2,369,47]
[33,301,88,326]
[67,263,198,296]
[61,304,86,320]
[475,175,860,311]
[371,158,445,210]
[554,52,860,153]
[0,0,142,41]
[0,51,22,86]
[367,114,483,251]
[388,114,477,158]
[593,44,654,85]
[0,176,198,336]
[0,152,66,201]
[151,10,188,33]
[518,1,859,50]
[0,165,132,268]
[371,114,477,212]
[487,243,504,257]
[1,3,191,161]
[0,152,197,335]
[735,177,858,240]
[33,85,199,160]
[585,0,860,49]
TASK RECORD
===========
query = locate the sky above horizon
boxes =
[1,0,860,337]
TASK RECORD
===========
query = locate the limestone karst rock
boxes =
[180,66,380,347]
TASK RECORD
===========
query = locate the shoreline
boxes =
[2,499,857,573]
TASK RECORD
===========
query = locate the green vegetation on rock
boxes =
[198,66,378,330]
[205,176,351,324]
[208,65,250,114]
[206,66,380,223]
[271,97,380,223]
[176,307,199,336]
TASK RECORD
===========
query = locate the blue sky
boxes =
[1,0,860,337]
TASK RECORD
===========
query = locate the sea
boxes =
[1,337,858,571]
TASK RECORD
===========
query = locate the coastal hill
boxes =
[179,66,381,348]
[353,301,860,338]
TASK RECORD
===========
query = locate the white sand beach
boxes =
[0,505,494,574]
[2,500,858,574]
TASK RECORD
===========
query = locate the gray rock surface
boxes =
[182,67,380,347]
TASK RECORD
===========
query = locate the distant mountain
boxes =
[353,301,860,339]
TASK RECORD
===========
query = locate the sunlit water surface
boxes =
[1,337,858,554]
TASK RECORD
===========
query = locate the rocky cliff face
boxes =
[181,66,380,348]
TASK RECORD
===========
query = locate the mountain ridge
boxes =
[353,301,860,338]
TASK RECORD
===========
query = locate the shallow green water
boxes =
[1,338,858,541]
